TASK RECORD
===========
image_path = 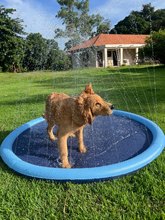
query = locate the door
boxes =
[113,51,118,66]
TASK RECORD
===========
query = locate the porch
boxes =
[96,47,139,67]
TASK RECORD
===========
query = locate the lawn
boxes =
[0,65,164,220]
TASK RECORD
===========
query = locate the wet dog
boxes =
[44,83,114,168]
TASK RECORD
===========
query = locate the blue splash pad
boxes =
[0,110,164,182]
[13,115,152,168]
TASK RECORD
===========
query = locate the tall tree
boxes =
[0,5,25,72]
[23,35,71,71]
[55,0,110,48]
[152,9,165,31]
[23,33,48,71]
[95,19,111,35]
[111,4,165,34]
[45,39,59,69]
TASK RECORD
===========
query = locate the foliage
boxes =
[23,34,71,71]
[23,33,48,71]
[64,38,80,50]
[139,29,165,64]
[0,5,25,72]
[111,3,165,34]
[46,40,72,71]
[96,19,111,35]
[55,0,110,49]
[0,5,71,72]
[0,66,165,219]
[44,39,71,71]
[44,39,59,70]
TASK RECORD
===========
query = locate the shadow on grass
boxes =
[0,84,161,118]
[0,130,11,143]
[0,94,47,106]
[106,65,165,73]
[32,65,165,91]
[0,130,15,174]
[0,158,10,174]
[0,66,164,116]
[34,78,90,91]
[0,157,25,179]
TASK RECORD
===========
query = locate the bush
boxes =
[139,29,165,64]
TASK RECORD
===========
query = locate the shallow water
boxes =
[13,115,153,168]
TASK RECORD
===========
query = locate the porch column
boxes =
[120,48,123,66]
[96,51,98,68]
[135,48,139,64]
[103,48,108,68]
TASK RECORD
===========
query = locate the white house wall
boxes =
[71,48,96,69]
[71,44,145,68]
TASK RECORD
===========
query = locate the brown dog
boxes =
[44,83,114,168]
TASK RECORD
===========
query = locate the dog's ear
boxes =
[84,83,94,94]
[76,96,94,124]
[85,109,93,124]
[84,97,94,124]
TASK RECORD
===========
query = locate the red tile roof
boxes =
[69,34,149,52]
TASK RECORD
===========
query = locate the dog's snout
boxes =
[110,105,115,110]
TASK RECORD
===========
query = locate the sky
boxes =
[1,0,165,48]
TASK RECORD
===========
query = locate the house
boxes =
[68,34,149,68]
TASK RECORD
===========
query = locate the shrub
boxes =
[139,29,165,64]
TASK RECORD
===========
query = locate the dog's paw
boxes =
[61,162,72,168]
[79,146,87,153]
[49,135,57,141]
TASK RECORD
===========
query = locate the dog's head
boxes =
[76,83,114,124]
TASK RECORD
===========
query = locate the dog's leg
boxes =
[58,133,71,168]
[47,123,56,141]
[76,127,87,153]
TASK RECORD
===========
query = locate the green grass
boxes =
[0,65,165,220]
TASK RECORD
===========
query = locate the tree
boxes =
[23,33,48,71]
[0,5,25,72]
[96,19,111,35]
[152,9,165,31]
[52,50,71,71]
[139,29,165,64]
[55,0,110,48]
[64,38,81,51]
[45,39,71,70]
[23,33,71,71]
[111,4,165,34]
[44,39,59,69]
